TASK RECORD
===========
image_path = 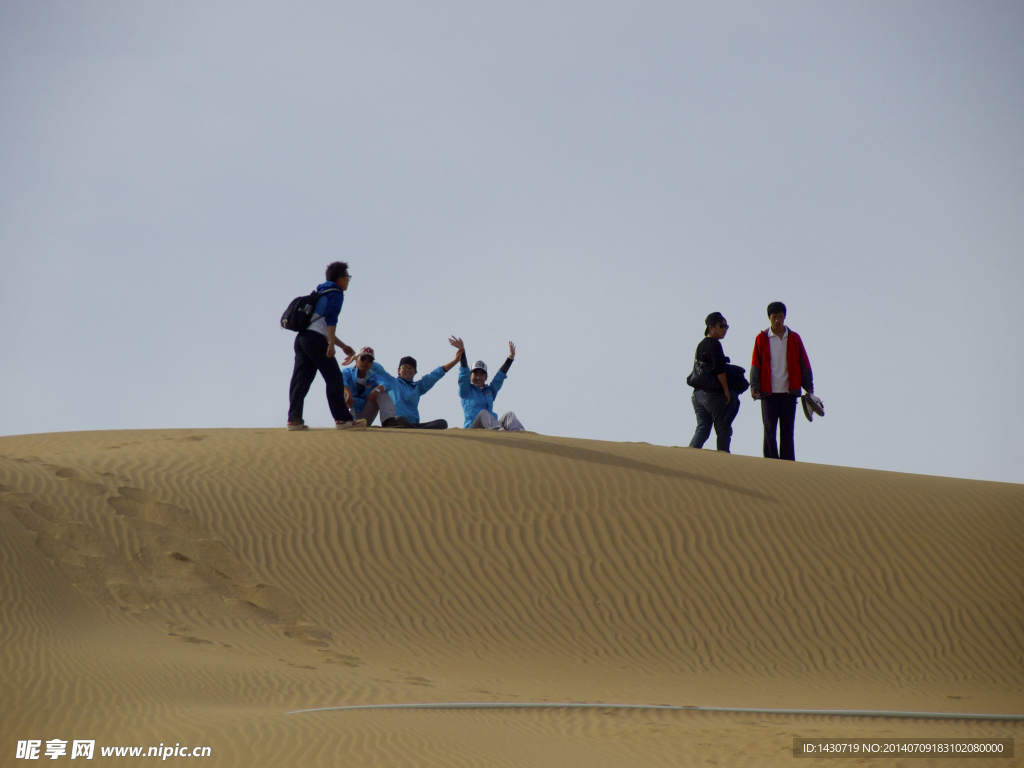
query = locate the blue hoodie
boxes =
[458,366,507,428]
[307,282,345,334]
[341,365,388,415]
[370,362,449,424]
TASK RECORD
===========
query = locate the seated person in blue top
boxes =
[341,346,401,427]
[450,337,525,431]
[365,341,463,429]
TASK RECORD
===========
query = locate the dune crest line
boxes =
[286,701,1024,721]
[447,432,778,501]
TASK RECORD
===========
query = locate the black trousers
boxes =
[287,330,353,424]
[761,393,798,461]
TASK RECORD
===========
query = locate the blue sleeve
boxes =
[323,292,344,326]
[416,366,447,394]
[341,367,355,388]
[458,366,473,397]
[370,361,398,388]
[489,369,507,398]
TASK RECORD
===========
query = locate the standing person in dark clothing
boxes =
[689,312,740,452]
[286,261,367,431]
[750,301,813,460]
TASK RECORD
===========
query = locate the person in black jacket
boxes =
[688,312,741,452]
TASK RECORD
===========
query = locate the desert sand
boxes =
[1,428,1021,766]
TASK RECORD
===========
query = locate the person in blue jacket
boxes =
[341,346,401,427]
[450,337,525,431]
[287,261,365,431]
[367,341,463,428]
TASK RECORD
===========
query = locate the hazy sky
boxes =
[1,1,1022,484]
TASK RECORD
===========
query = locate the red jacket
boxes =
[750,328,812,395]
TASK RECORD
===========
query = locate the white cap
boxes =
[471,360,488,374]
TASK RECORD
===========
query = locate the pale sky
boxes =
[1,1,1022,484]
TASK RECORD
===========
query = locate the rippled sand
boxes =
[1,429,1021,766]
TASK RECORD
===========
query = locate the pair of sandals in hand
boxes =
[801,393,825,422]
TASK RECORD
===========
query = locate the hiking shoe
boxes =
[336,419,367,430]
[381,416,412,429]
[287,422,309,431]
[414,419,448,430]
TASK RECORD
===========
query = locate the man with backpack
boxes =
[688,312,741,453]
[285,261,366,431]
[750,301,814,460]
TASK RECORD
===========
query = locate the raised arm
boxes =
[499,340,515,374]
[442,345,463,373]
[370,360,399,388]
[451,337,473,395]
[449,336,467,367]
[418,343,461,394]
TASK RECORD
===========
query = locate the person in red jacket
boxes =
[750,301,814,461]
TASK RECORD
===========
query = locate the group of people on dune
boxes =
[285,261,524,433]
[687,303,819,461]
[283,261,819,462]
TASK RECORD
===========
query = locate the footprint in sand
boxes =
[168,633,214,645]
[49,466,108,497]
[2,463,340,660]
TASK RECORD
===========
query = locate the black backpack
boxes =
[280,288,341,332]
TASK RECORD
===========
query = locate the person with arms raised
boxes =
[451,338,525,431]
[365,342,463,429]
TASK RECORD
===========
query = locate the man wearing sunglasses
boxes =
[341,347,399,427]
[688,311,740,452]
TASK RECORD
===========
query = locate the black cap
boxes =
[705,311,726,331]
[399,356,417,371]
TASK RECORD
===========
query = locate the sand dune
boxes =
[1,428,1021,766]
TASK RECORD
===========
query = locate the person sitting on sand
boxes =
[450,337,525,431]
[341,347,402,428]
[287,261,366,431]
[364,342,463,429]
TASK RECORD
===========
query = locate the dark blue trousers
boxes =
[689,390,740,452]
[287,330,353,424]
[761,393,798,460]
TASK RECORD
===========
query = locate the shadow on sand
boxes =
[445,432,776,502]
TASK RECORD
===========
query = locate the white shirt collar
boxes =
[768,325,788,339]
